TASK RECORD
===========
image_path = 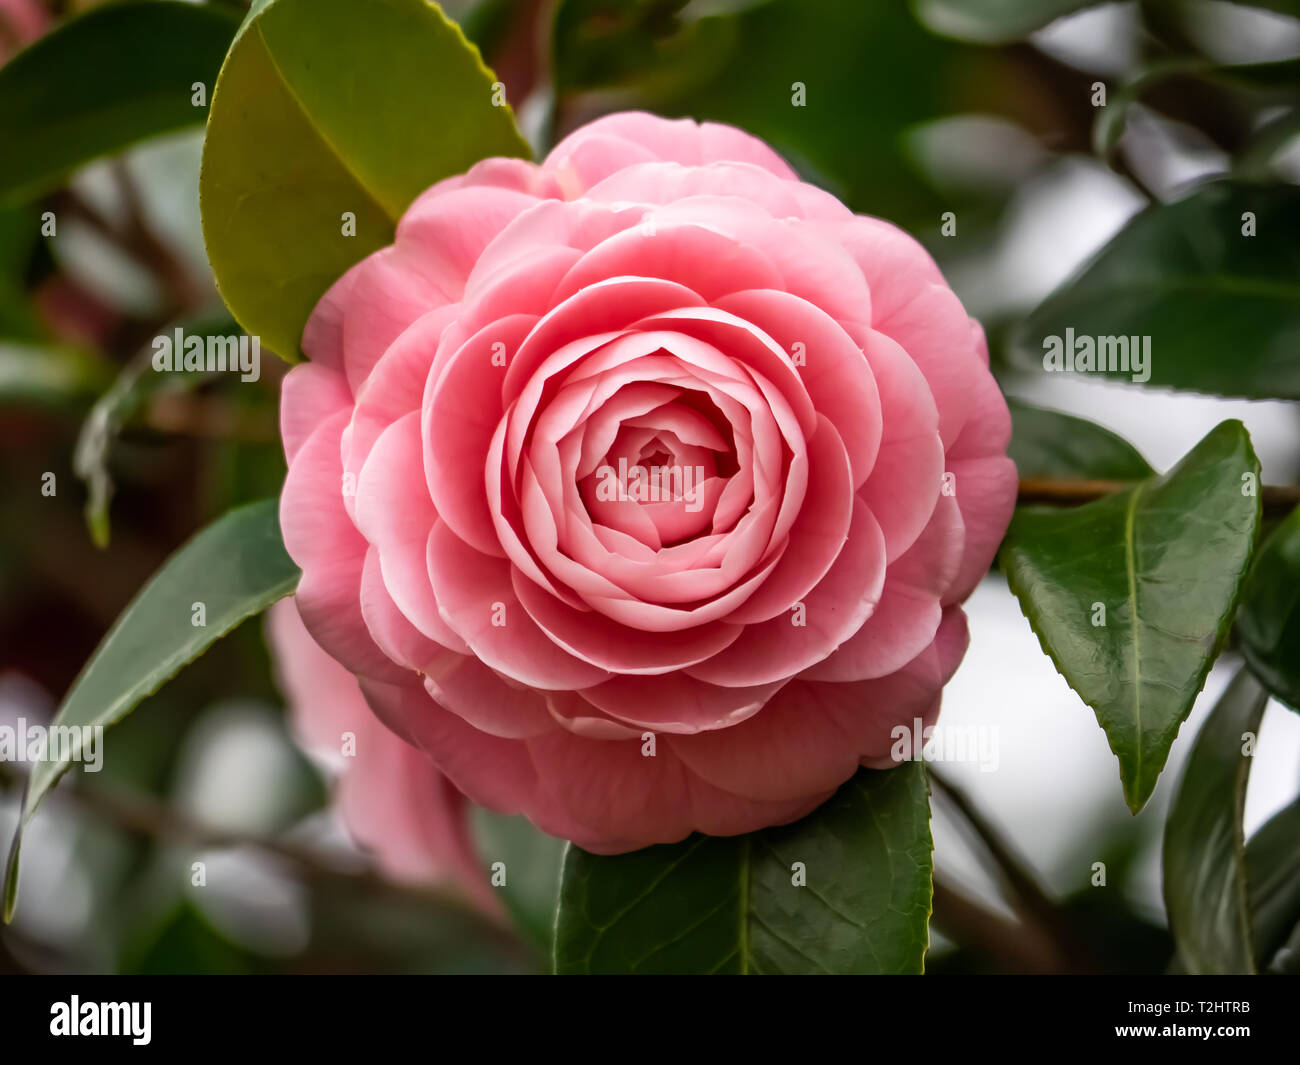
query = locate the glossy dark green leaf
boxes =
[554,763,932,974]
[0,1,241,203]
[912,0,1099,43]
[1013,183,1300,400]
[554,0,1010,227]
[1008,399,1154,481]
[1163,669,1266,975]
[200,0,530,360]
[0,204,40,337]
[1245,795,1300,972]
[1237,505,1300,712]
[3,499,300,923]
[1001,421,1261,811]
[552,0,737,94]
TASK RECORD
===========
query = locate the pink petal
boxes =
[545,111,797,192]
[723,413,855,625]
[716,288,881,488]
[672,608,969,802]
[280,362,351,465]
[579,671,784,734]
[858,329,944,563]
[553,220,784,306]
[280,410,407,683]
[424,314,536,557]
[426,520,612,690]
[511,567,744,673]
[544,689,644,740]
[340,245,452,394]
[396,184,553,300]
[359,549,459,677]
[802,494,963,681]
[686,497,887,687]
[424,656,557,739]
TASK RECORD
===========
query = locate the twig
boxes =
[930,767,1096,972]
[930,876,1082,974]
[0,762,527,960]
[111,163,207,314]
[1018,477,1300,518]
[47,181,204,320]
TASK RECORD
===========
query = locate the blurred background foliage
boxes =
[2,0,1299,974]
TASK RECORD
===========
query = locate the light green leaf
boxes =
[199,0,530,360]
[1236,504,1300,712]
[1012,182,1300,400]
[72,316,243,548]
[470,809,566,951]
[554,763,932,974]
[1008,399,1154,481]
[1001,421,1261,811]
[0,1,241,203]
[1163,668,1266,975]
[3,499,300,923]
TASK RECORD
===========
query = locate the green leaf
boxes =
[1008,399,1154,481]
[72,316,244,548]
[553,763,932,974]
[199,0,530,360]
[1012,182,1300,400]
[917,0,1300,43]
[1236,505,1300,712]
[1163,668,1266,975]
[1237,108,1300,179]
[0,204,40,337]
[470,809,566,951]
[911,0,1100,44]
[0,340,112,411]
[1000,421,1261,812]
[552,0,738,96]
[0,1,241,203]
[554,0,1008,228]
[2,499,300,923]
[1095,57,1300,162]
[1245,796,1300,972]
[1092,58,1213,160]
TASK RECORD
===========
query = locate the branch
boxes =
[47,178,205,320]
[930,768,1097,973]
[930,876,1083,974]
[1018,477,1300,518]
[0,762,528,961]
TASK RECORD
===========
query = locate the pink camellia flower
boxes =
[266,600,496,912]
[280,111,1016,854]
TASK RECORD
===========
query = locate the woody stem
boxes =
[1018,477,1300,518]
